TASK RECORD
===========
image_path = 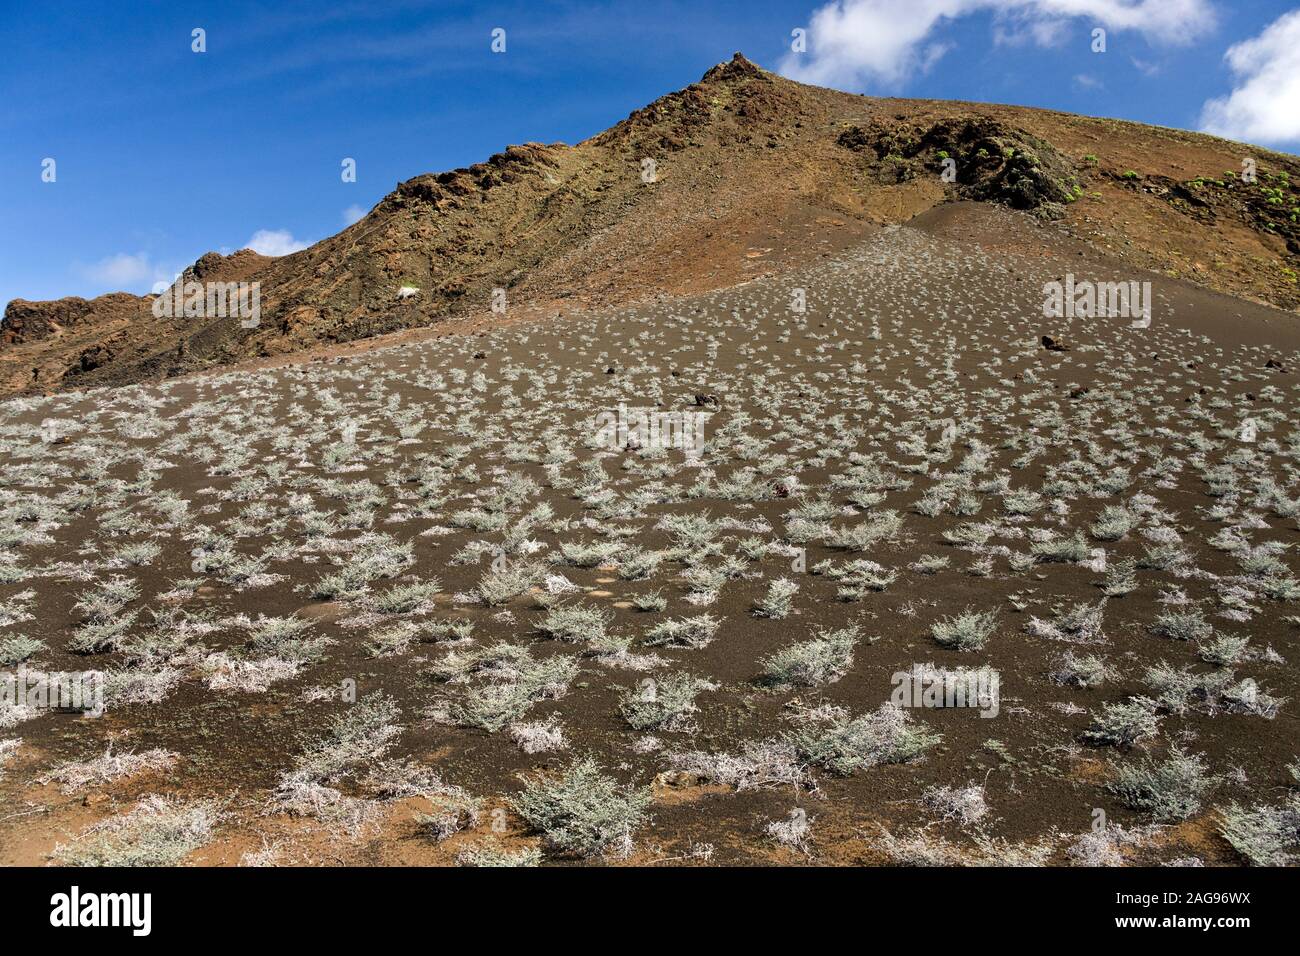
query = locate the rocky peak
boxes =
[701,52,764,84]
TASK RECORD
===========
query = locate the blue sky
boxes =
[2,0,1298,309]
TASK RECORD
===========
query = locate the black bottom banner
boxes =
[2,865,1292,942]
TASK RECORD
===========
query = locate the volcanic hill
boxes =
[3,52,1297,397]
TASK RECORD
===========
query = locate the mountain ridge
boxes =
[3,52,1298,398]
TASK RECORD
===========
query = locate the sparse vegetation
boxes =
[52,795,220,866]
[1109,749,1215,822]
[2,88,1297,869]
[932,608,998,651]
[760,626,859,687]
[510,757,652,858]
[787,705,940,775]
[1084,698,1161,747]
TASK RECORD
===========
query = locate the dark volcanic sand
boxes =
[2,202,1297,866]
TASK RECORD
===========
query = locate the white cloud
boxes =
[82,252,154,285]
[246,229,310,257]
[780,0,1217,90]
[79,252,175,292]
[1200,10,1300,145]
[342,204,367,226]
[1130,56,1160,76]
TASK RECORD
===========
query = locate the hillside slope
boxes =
[3,53,1297,398]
